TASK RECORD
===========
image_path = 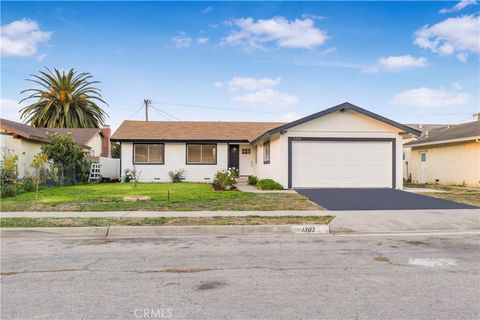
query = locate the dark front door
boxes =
[228,144,239,170]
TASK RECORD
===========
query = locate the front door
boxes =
[239,146,254,176]
[228,144,239,171]
[419,152,427,183]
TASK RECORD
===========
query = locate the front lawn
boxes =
[0,215,334,228]
[0,183,320,212]
[404,182,480,207]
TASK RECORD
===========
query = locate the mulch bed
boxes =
[211,183,238,191]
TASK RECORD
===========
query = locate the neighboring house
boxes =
[402,124,451,180]
[0,118,112,178]
[112,102,420,189]
[404,120,480,187]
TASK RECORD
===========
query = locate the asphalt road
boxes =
[1,233,479,320]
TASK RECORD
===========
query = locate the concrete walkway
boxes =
[329,209,480,234]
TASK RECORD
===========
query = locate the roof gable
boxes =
[250,102,421,144]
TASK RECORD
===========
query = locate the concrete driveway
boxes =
[295,188,479,211]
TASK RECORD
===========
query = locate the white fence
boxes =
[99,157,120,180]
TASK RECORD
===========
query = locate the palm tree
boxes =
[20,68,108,128]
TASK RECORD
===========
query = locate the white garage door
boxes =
[292,141,392,188]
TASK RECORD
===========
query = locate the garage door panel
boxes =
[292,141,392,188]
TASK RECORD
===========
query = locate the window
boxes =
[263,141,270,164]
[255,146,258,164]
[241,148,251,155]
[421,153,427,162]
[187,144,217,164]
[134,144,164,164]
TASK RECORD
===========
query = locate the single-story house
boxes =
[404,120,480,186]
[402,123,452,180]
[112,102,420,189]
[0,118,112,178]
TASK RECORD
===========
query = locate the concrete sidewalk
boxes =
[329,209,480,234]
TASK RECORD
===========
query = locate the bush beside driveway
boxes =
[0,183,320,212]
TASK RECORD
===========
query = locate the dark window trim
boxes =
[133,143,165,165]
[186,143,218,165]
[263,140,270,164]
[287,137,396,189]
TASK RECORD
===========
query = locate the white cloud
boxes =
[0,98,24,121]
[197,37,209,45]
[232,88,298,107]
[172,32,192,48]
[1,19,51,57]
[213,81,223,88]
[280,112,303,121]
[391,87,471,108]
[202,6,213,14]
[364,55,428,73]
[223,16,328,50]
[414,15,479,61]
[228,76,281,91]
[301,14,326,20]
[439,0,477,13]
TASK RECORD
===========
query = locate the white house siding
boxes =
[0,132,42,178]
[85,133,103,157]
[252,134,283,184]
[253,110,404,189]
[121,142,228,182]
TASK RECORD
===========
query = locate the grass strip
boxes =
[0,216,334,228]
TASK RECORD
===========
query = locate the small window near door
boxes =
[263,141,270,164]
[421,153,427,162]
[241,148,251,155]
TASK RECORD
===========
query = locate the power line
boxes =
[150,105,181,120]
[128,104,144,119]
[150,100,290,115]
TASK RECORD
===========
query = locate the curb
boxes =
[0,224,329,237]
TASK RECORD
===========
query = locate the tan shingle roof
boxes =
[111,120,286,142]
[405,120,480,147]
[0,118,101,148]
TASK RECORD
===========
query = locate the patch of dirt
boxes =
[404,240,429,246]
[374,255,390,262]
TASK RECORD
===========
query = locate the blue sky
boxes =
[1,1,479,130]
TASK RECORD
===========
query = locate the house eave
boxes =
[407,136,480,148]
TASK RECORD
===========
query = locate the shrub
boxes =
[1,154,18,185]
[123,169,134,182]
[1,184,17,198]
[247,175,258,185]
[214,168,238,190]
[168,169,185,183]
[21,178,35,192]
[256,179,284,190]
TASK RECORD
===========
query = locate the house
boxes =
[404,120,480,186]
[112,102,420,189]
[402,123,451,180]
[0,118,112,178]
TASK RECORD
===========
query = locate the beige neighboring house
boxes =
[112,102,420,189]
[404,120,480,187]
[0,118,112,178]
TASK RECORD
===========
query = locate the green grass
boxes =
[404,182,480,207]
[0,183,320,212]
[0,216,334,228]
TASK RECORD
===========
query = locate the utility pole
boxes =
[144,99,151,121]
[474,112,479,121]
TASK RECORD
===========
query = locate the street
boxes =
[1,233,479,320]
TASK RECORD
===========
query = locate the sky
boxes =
[1,1,479,130]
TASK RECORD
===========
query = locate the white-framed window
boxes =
[263,141,270,164]
[421,152,427,162]
[133,144,164,164]
[186,144,217,165]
